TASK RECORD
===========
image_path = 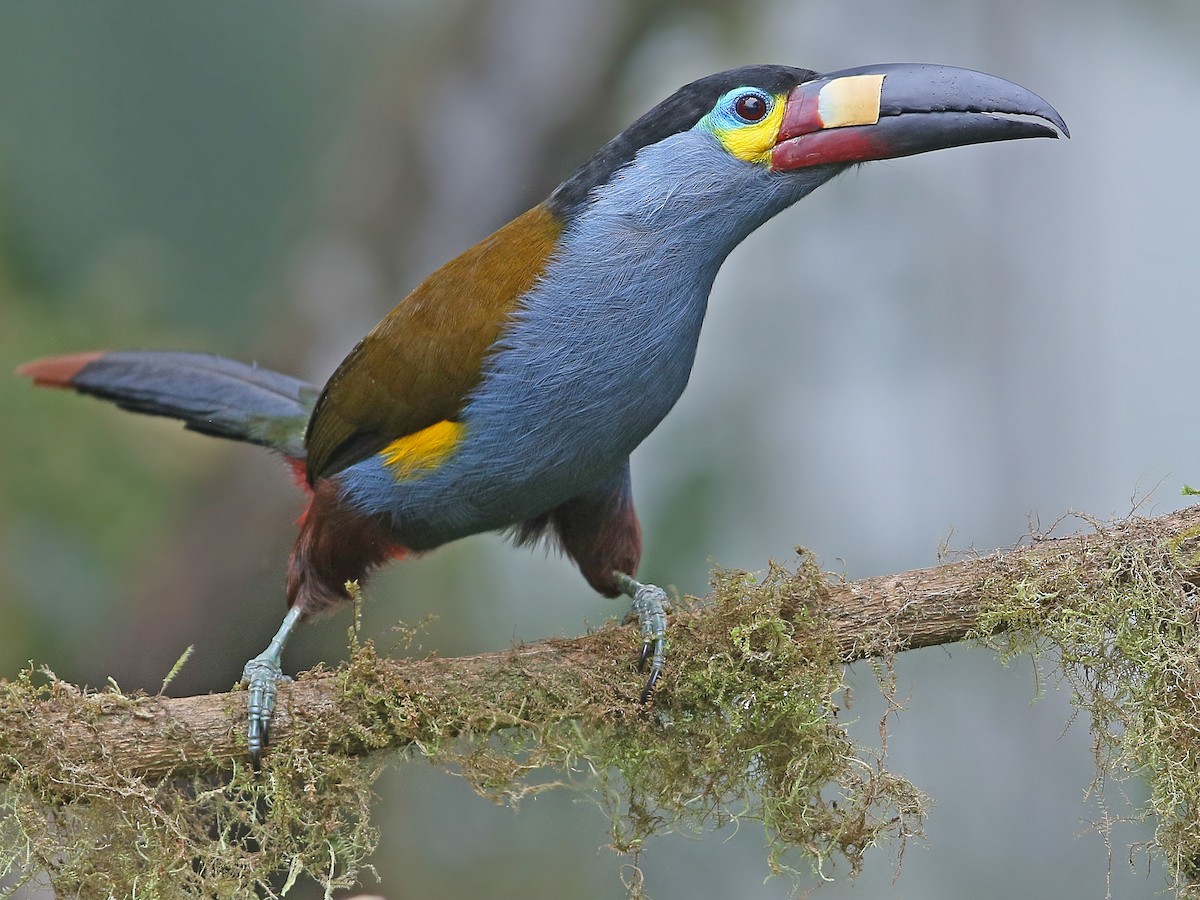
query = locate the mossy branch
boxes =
[9,505,1198,780]
[4,503,1200,897]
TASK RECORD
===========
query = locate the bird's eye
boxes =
[733,92,769,123]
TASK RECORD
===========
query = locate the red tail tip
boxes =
[16,351,106,387]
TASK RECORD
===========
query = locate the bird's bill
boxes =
[770,63,1069,171]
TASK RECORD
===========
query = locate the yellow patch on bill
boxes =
[818,73,885,128]
[718,94,788,165]
[381,419,464,479]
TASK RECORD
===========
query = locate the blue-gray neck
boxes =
[450,134,841,525]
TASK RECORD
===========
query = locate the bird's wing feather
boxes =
[305,204,563,482]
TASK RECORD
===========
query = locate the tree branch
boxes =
[4,504,1199,783]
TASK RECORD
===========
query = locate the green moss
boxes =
[12,517,1200,896]
[0,558,925,896]
[973,518,1200,897]
[581,560,924,879]
[385,557,925,882]
[0,665,379,898]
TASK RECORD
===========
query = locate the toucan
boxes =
[18,63,1068,762]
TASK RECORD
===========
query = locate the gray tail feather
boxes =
[32,350,317,459]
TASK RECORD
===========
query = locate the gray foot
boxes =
[242,655,288,766]
[614,572,668,702]
[241,605,302,765]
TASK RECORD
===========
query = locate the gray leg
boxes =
[514,464,661,702]
[242,605,302,765]
[613,571,668,702]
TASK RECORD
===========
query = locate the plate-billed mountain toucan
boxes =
[18,63,1068,762]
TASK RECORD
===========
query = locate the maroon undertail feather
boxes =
[285,457,312,495]
[512,491,642,598]
[287,478,406,617]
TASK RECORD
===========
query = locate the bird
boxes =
[18,62,1067,762]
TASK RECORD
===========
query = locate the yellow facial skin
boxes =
[702,74,887,167]
[705,92,788,165]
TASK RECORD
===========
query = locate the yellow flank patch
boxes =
[380,419,464,479]
[717,94,788,164]
[818,73,885,128]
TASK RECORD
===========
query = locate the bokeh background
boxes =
[0,0,1196,897]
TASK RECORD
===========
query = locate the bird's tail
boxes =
[17,350,316,462]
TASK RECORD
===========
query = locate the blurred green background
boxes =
[1,0,1197,897]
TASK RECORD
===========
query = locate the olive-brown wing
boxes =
[305,204,563,483]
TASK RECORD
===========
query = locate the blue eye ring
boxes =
[732,91,771,123]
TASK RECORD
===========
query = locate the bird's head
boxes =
[548,63,1067,225]
[707,63,1068,171]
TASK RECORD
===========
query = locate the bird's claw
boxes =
[615,572,668,703]
[242,656,288,766]
[240,605,302,767]
[637,639,653,672]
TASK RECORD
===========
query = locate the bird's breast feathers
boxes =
[351,136,811,487]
